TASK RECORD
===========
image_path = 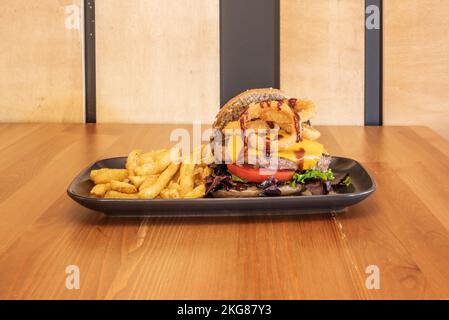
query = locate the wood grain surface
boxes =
[0,0,83,123]
[384,0,449,140]
[1,124,449,300]
[95,0,220,124]
[280,0,365,125]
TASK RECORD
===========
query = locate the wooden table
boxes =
[1,124,449,300]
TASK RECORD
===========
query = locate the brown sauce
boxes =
[295,148,305,171]
[277,100,283,110]
[239,115,248,163]
[265,130,271,158]
[293,112,302,142]
[288,98,297,108]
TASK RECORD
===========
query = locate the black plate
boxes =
[67,157,375,217]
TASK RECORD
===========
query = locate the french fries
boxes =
[110,180,137,194]
[179,163,195,197]
[139,162,180,199]
[138,149,169,165]
[139,175,160,190]
[90,183,111,197]
[89,147,209,200]
[135,149,172,176]
[90,168,128,184]
[160,181,181,199]
[125,149,142,176]
[105,190,139,199]
[183,184,206,199]
[128,175,147,188]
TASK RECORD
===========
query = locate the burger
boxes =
[205,88,351,197]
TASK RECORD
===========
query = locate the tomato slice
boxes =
[227,164,295,183]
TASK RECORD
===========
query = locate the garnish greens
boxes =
[290,169,334,187]
[229,172,248,183]
[340,175,352,187]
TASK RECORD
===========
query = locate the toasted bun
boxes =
[212,88,288,130]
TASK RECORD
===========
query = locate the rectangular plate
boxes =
[67,157,375,217]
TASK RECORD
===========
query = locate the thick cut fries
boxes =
[138,149,169,165]
[135,149,171,176]
[110,180,137,194]
[139,175,160,190]
[128,175,147,188]
[183,184,206,199]
[160,182,181,199]
[126,149,142,176]
[89,147,208,200]
[90,169,128,184]
[105,190,139,199]
[179,163,195,197]
[90,183,111,197]
[139,162,180,199]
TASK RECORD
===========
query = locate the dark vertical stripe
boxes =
[219,0,280,106]
[365,0,383,125]
[84,0,96,123]
[273,0,280,88]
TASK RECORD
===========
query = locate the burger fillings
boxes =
[206,88,351,197]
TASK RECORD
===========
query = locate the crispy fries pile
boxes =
[89,148,211,199]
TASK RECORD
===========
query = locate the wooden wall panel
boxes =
[0,0,83,123]
[384,0,449,140]
[280,0,365,125]
[96,0,220,124]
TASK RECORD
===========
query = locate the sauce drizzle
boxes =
[239,115,248,163]
[294,148,305,171]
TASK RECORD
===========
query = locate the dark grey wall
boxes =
[220,0,280,106]
[365,0,383,125]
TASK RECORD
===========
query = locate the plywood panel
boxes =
[0,0,83,123]
[280,0,365,125]
[384,0,449,140]
[96,0,220,124]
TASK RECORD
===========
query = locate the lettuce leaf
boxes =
[340,175,352,187]
[291,169,334,187]
[229,173,248,183]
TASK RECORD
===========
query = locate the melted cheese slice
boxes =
[269,139,326,170]
[277,145,323,170]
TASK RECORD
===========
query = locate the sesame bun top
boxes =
[212,88,288,130]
